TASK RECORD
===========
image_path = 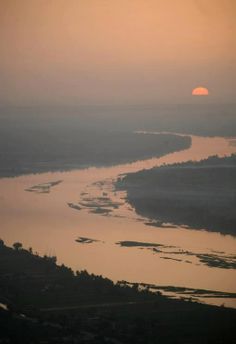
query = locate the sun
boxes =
[192,86,209,96]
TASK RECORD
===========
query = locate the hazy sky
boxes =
[0,0,235,106]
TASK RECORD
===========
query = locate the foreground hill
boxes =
[0,241,236,343]
[117,155,236,235]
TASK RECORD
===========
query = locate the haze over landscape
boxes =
[0,1,236,343]
[1,0,235,106]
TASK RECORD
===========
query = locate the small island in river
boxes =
[1,240,236,343]
[116,154,236,235]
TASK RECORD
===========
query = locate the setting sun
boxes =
[0,1,236,341]
[192,87,209,96]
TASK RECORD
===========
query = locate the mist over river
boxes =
[0,133,236,307]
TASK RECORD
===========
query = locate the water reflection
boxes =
[0,134,236,307]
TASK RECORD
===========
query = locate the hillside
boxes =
[1,241,236,343]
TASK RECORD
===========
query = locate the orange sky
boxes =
[0,0,235,106]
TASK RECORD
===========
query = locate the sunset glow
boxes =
[0,0,235,105]
[0,2,236,341]
[192,87,209,96]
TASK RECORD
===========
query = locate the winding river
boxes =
[0,133,236,307]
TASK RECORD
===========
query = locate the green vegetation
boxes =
[117,155,236,235]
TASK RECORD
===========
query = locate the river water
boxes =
[0,133,236,307]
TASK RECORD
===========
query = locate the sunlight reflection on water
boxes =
[0,133,236,307]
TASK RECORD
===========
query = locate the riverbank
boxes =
[116,154,236,236]
[1,241,236,343]
[0,131,190,177]
[0,135,236,303]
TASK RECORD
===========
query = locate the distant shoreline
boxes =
[0,132,191,178]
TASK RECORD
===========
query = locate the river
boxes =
[0,133,236,307]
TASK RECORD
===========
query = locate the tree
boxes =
[0,239,4,248]
[43,255,57,264]
[13,242,23,251]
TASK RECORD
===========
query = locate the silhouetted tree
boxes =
[13,242,23,251]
